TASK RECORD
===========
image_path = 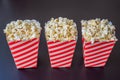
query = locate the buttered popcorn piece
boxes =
[81,18,117,43]
[4,20,42,41]
[45,17,78,41]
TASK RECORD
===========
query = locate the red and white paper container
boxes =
[82,38,116,67]
[8,38,40,69]
[47,40,76,68]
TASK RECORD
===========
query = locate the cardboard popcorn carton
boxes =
[47,40,76,68]
[4,20,42,69]
[81,18,117,67]
[82,38,116,67]
[8,38,40,69]
[45,17,78,68]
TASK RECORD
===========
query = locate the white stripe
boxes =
[85,59,107,65]
[50,50,74,60]
[85,46,113,55]
[85,55,109,64]
[51,55,73,64]
[17,63,37,69]
[9,38,39,48]
[85,42,103,48]
[51,59,72,67]
[13,48,38,57]
[15,53,37,65]
[17,58,37,68]
[49,46,75,56]
[11,39,39,52]
[13,49,38,60]
[85,60,106,67]
[49,41,76,52]
[25,63,37,68]
[9,41,27,48]
[85,42,109,48]
[84,50,111,57]
[90,63,105,67]
[85,42,114,52]
[11,43,38,53]
[84,41,115,46]
[48,41,68,47]
[85,63,105,67]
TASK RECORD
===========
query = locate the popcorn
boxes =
[81,18,117,43]
[45,17,78,41]
[4,20,42,41]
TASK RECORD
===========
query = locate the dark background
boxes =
[0,0,120,80]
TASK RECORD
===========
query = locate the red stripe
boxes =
[49,43,76,53]
[16,55,37,66]
[10,39,39,50]
[13,47,38,58]
[85,52,110,58]
[51,57,72,65]
[48,40,75,49]
[12,45,38,55]
[84,42,113,49]
[84,48,112,57]
[84,41,98,45]
[50,52,73,61]
[8,41,21,45]
[85,54,109,62]
[52,61,71,67]
[85,41,105,47]
[9,38,37,45]
[48,41,69,48]
[49,47,75,57]
[47,40,61,44]
[47,40,75,44]
[18,60,37,68]
[11,41,39,54]
[85,48,112,55]
[84,41,115,45]
[85,55,109,64]
[14,51,38,62]
[85,44,114,53]
[85,61,105,67]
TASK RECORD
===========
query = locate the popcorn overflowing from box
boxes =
[45,17,77,68]
[81,18,117,67]
[4,20,42,69]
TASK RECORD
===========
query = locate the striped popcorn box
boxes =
[47,40,77,68]
[8,38,40,69]
[82,38,116,67]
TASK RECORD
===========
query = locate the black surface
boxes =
[0,0,120,80]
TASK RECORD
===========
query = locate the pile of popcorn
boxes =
[4,20,42,41]
[81,18,117,43]
[45,17,78,41]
